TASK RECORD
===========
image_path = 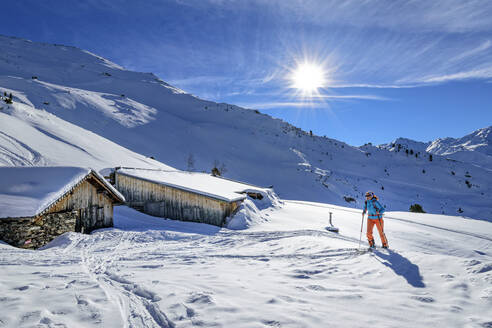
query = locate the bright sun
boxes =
[291,63,325,93]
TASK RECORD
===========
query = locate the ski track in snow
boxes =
[0,130,46,166]
[73,231,370,327]
[78,232,175,328]
[1,202,491,327]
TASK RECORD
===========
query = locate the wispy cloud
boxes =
[415,66,492,84]
[238,102,323,109]
[255,0,492,34]
[78,0,492,95]
[169,75,276,89]
[449,40,492,63]
[169,76,233,87]
[238,94,391,110]
[311,94,392,101]
[327,83,418,89]
[220,0,492,88]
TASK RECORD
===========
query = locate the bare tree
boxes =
[186,153,195,171]
[211,160,227,176]
[211,159,220,176]
[219,162,227,175]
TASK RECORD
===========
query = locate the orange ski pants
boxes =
[367,218,388,247]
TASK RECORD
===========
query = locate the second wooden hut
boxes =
[114,168,266,226]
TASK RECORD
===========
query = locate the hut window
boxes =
[246,192,263,200]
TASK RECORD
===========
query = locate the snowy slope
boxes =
[0,35,491,220]
[0,201,490,327]
[0,101,172,171]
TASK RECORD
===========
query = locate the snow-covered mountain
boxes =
[429,126,492,156]
[379,137,431,154]
[0,101,171,171]
[427,126,492,169]
[380,127,492,170]
[1,35,491,221]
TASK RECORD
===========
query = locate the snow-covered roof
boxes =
[0,166,125,219]
[91,169,126,202]
[116,168,268,202]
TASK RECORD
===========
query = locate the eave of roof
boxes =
[35,170,125,218]
[90,170,125,203]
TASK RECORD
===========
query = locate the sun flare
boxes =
[291,62,325,93]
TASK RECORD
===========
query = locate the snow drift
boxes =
[1,200,491,327]
[227,188,282,229]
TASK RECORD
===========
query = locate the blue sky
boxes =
[4,0,492,145]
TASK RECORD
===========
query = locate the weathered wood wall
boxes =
[46,177,114,232]
[115,173,240,226]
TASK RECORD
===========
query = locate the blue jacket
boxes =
[363,198,385,219]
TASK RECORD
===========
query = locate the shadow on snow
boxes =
[373,249,425,288]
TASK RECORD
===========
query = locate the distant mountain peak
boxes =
[428,125,492,157]
[375,126,492,170]
[378,137,430,153]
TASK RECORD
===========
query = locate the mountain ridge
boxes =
[379,126,492,170]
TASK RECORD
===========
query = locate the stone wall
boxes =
[0,210,79,249]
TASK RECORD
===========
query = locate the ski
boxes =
[364,245,393,253]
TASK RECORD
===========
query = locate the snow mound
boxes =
[40,231,81,250]
[227,189,282,230]
[227,199,267,230]
[244,188,283,210]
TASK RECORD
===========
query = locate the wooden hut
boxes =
[0,167,125,249]
[114,168,266,226]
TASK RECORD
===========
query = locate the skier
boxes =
[362,191,388,249]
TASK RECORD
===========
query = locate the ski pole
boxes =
[358,213,365,250]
